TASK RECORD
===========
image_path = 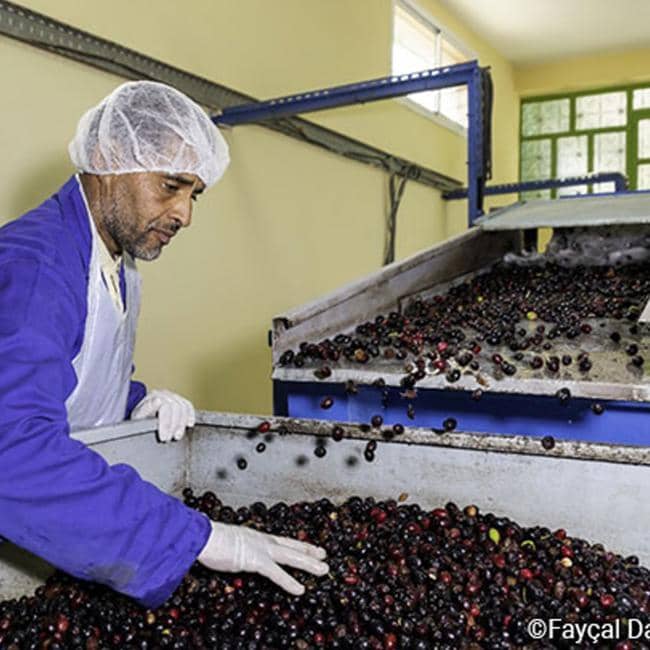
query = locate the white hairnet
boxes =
[68,81,229,188]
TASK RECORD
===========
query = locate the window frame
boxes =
[520,81,650,199]
[391,0,476,137]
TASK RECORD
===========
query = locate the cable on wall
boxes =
[384,165,419,266]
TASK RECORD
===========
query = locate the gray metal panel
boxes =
[71,417,157,445]
[70,417,189,495]
[85,432,189,495]
[188,414,650,565]
[0,546,52,602]
[272,229,522,362]
[479,193,650,230]
[2,411,648,598]
[194,411,650,467]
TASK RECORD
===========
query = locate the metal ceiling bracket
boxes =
[218,61,491,224]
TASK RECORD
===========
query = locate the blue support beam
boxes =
[216,61,488,225]
[443,172,629,200]
[216,61,479,124]
[466,64,484,227]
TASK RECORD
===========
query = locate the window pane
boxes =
[594,131,626,171]
[392,45,439,111]
[522,99,570,136]
[439,87,467,128]
[593,131,626,193]
[633,88,650,110]
[639,119,650,159]
[393,6,470,129]
[556,135,588,196]
[393,4,439,112]
[440,35,467,67]
[521,139,551,181]
[638,164,650,190]
[557,136,588,176]
[576,92,626,129]
[393,5,437,69]
[439,35,468,127]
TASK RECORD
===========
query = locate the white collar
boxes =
[75,174,123,270]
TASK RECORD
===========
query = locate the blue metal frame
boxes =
[216,61,486,225]
[227,68,648,443]
[274,380,650,446]
[443,172,628,200]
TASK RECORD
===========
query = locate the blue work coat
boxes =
[0,176,210,607]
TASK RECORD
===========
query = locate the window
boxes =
[392,0,473,132]
[520,83,650,200]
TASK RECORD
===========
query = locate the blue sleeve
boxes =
[0,259,211,608]
[126,377,147,418]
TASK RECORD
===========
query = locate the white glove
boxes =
[198,521,329,596]
[130,389,195,442]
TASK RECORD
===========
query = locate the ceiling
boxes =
[437,0,650,65]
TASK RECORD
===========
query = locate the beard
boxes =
[106,216,162,261]
[102,185,163,261]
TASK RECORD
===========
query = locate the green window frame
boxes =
[520,82,650,200]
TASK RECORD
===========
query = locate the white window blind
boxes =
[392,0,471,130]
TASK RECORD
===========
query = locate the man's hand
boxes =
[198,522,329,596]
[130,389,195,442]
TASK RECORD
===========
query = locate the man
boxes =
[0,81,328,607]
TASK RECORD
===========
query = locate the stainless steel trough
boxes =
[271,220,650,403]
[1,411,648,600]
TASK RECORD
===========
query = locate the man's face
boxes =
[97,172,205,261]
